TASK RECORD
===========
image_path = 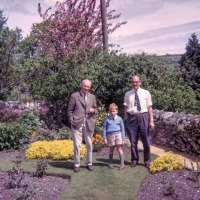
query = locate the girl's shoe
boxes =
[108,164,113,169]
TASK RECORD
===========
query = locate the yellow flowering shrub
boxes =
[92,134,105,152]
[26,140,86,160]
[150,152,185,174]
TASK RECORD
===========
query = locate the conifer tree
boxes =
[179,33,200,95]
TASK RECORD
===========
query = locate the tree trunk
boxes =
[100,0,108,52]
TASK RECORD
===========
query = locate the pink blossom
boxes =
[35,0,126,62]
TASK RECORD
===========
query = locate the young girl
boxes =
[103,103,125,170]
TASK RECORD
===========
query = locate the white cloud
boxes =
[110,21,200,55]
[110,0,200,38]
[1,0,200,54]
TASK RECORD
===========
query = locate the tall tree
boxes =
[35,0,126,62]
[0,10,7,32]
[179,33,200,96]
[0,10,23,97]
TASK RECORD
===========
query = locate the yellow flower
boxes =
[26,140,86,160]
[31,131,36,136]
[95,134,102,139]
[149,152,185,174]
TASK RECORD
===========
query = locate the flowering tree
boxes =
[36,0,126,62]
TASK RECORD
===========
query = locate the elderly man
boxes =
[124,75,155,168]
[68,79,98,173]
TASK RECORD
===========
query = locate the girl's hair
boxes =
[109,103,118,111]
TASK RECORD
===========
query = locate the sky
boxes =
[1,0,200,55]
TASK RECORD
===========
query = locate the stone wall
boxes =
[151,110,200,156]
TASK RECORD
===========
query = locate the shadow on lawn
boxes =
[96,157,145,167]
[47,155,148,170]
[48,159,109,169]
[48,161,74,169]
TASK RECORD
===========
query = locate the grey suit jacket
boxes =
[68,91,98,132]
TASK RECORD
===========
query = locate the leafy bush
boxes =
[38,103,55,130]
[149,68,198,113]
[53,126,72,140]
[0,101,22,123]
[28,52,200,125]
[39,102,69,130]
[0,112,38,151]
[0,123,30,150]
[18,112,38,131]
[150,152,185,174]
[26,140,86,160]
[30,128,54,142]
[30,126,72,142]
[80,52,200,114]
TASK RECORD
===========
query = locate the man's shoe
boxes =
[145,163,151,169]
[130,161,138,167]
[74,166,80,173]
[87,165,94,171]
[108,164,113,169]
[118,165,125,170]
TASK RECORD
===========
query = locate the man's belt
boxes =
[128,112,147,116]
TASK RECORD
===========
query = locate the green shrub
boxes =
[29,126,72,143]
[0,123,30,150]
[28,52,200,124]
[18,112,38,131]
[0,112,39,151]
[53,126,72,140]
[30,128,54,142]
[0,101,22,123]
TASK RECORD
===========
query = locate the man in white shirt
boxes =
[124,75,155,168]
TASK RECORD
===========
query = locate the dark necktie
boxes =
[135,91,141,111]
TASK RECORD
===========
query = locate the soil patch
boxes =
[0,146,199,200]
[139,169,200,200]
[0,150,69,200]
[0,172,69,200]
[0,150,26,159]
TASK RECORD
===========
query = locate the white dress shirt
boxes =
[124,88,152,114]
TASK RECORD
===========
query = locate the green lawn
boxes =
[0,151,153,200]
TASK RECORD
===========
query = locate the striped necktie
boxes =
[84,93,87,106]
[135,91,141,111]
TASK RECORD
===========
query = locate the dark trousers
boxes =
[126,113,151,164]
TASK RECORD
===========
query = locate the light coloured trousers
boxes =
[71,125,94,167]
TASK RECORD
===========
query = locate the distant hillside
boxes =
[157,54,182,66]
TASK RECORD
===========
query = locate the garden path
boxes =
[126,139,200,170]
